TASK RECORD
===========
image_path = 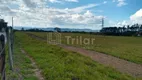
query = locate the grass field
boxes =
[15,31,141,80]
[29,32,142,64]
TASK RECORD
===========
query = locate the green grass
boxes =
[30,32,142,64]
[5,34,38,80]
[15,31,141,80]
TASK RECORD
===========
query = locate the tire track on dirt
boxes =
[21,48,44,80]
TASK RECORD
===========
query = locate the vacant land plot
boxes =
[29,32,142,64]
[15,32,139,80]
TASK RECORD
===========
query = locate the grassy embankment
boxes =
[5,33,38,80]
[30,32,142,64]
[15,32,140,80]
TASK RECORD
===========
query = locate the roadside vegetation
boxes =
[15,31,140,80]
[5,34,38,80]
[29,32,142,64]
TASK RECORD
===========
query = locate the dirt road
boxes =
[61,45,142,77]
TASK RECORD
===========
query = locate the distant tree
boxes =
[26,28,46,32]
[122,26,126,32]
[130,25,134,31]
[54,27,61,32]
[21,27,24,31]
[101,23,142,36]
[140,25,142,29]
[136,23,139,27]
[127,25,130,31]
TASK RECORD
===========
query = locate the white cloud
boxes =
[130,9,142,24]
[49,10,103,26]
[49,0,61,3]
[113,0,127,7]
[65,0,78,2]
[49,0,78,3]
[0,0,105,29]
[117,0,127,7]
[22,0,37,8]
[103,1,107,4]
[111,9,142,27]
[68,3,99,13]
[115,20,131,27]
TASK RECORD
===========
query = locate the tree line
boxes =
[20,24,142,36]
[100,24,142,36]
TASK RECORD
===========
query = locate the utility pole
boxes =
[102,17,104,28]
[12,17,13,28]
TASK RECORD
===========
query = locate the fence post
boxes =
[8,27,13,70]
[0,34,5,80]
[11,28,14,55]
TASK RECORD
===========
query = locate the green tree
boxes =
[54,27,61,32]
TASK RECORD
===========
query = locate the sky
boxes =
[0,0,142,30]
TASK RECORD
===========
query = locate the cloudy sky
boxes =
[0,0,142,30]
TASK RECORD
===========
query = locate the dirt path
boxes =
[21,48,44,80]
[61,45,142,77]
[27,33,142,78]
